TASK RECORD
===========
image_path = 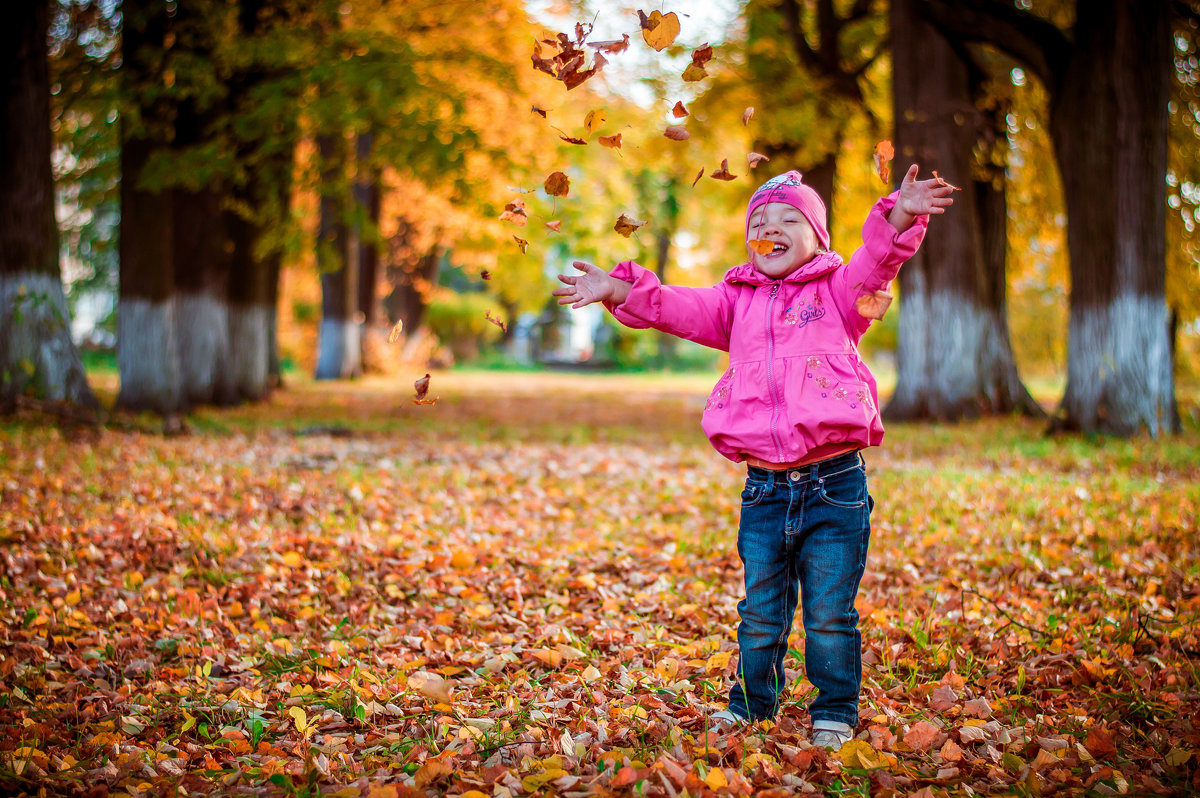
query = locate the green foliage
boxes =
[425,291,503,360]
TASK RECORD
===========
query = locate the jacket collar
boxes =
[722,251,842,287]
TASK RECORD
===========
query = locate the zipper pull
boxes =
[769,283,779,299]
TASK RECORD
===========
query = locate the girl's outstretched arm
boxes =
[553,261,630,308]
[888,163,956,232]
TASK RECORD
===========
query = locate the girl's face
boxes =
[746,201,819,279]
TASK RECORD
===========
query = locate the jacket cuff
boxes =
[862,191,928,264]
[604,260,658,327]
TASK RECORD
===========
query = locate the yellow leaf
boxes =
[181,710,196,733]
[459,792,490,798]
[289,706,312,737]
[584,109,607,137]
[65,590,82,606]
[641,10,680,52]
[706,651,732,672]
[838,739,887,769]
[704,766,728,790]
[450,550,476,570]
[682,62,706,82]
[281,551,303,568]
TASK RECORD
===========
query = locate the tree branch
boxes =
[918,0,1070,88]
[778,0,822,73]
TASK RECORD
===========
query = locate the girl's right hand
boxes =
[552,261,629,308]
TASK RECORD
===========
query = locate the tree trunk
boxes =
[887,0,1035,420]
[653,227,677,366]
[0,0,98,412]
[314,133,360,380]
[225,205,273,400]
[384,223,439,335]
[354,132,386,372]
[1050,0,1175,434]
[116,0,179,414]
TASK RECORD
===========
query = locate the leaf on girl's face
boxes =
[544,171,570,197]
[588,34,630,54]
[710,158,737,180]
[681,63,706,82]
[513,236,529,254]
[480,270,492,281]
[598,133,622,148]
[531,105,548,118]
[747,239,776,254]
[387,319,404,344]
[638,10,680,51]
[742,106,755,126]
[663,125,689,141]
[614,213,647,237]
[584,109,607,136]
[413,373,438,405]
[692,167,705,187]
[486,311,508,334]
[671,101,688,118]
[545,220,563,232]
[747,152,770,169]
[873,140,894,184]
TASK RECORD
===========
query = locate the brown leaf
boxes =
[545,220,562,232]
[639,10,680,51]
[1085,727,1117,760]
[480,270,492,281]
[746,152,770,169]
[663,125,690,141]
[671,101,689,118]
[855,290,893,320]
[614,213,647,237]
[873,139,894,184]
[531,105,548,118]
[681,63,706,82]
[691,167,704,187]
[742,106,755,125]
[558,134,587,146]
[499,198,529,226]
[598,133,623,149]
[486,311,508,334]
[710,158,737,180]
[932,170,963,191]
[938,738,964,763]
[903,720,942,752]
[512,236,529,254]
[563,51,607,91]
[386,319,404,344]
[413,374,438,405]
[588,34,630,54]
[962,697,992,718]
[691,43,714,66]
[928,683,958,712]
[544,171,570,197]
[747,239,776,255]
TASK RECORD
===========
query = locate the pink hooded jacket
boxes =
[605,191,927,465]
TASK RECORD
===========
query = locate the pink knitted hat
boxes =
[745,171,830,251]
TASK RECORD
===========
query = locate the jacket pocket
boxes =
[705,367,735,411]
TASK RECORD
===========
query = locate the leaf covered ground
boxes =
[2,372,1199,797]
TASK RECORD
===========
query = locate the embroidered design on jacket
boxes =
[783,293,825,328]
[706,369,735,410]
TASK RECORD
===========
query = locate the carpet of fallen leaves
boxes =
[2,371,1199,797]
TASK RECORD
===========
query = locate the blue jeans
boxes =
[727,450,873,726]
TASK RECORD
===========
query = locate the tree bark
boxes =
[921,0,1178,435]
[887,0,1037,420]
[116,0,180,414]
[0,0,98,412]
[314,133,361,380]
[353,132,386,372]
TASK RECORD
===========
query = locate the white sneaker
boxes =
[811,719,853,749]
[709,710,747,729]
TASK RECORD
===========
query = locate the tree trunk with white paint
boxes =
[0,0,97,412]
[887,0,1037,421]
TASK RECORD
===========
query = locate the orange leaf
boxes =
[671,101,688,118]
[499,198,528,226]
[638,10,680,51]
[544,171,570,197]
[663,125,689,141]
[386,319,404,344]
[932,170,962,191]
[746,151,770,169]
[747,239,776,254]
[588,34,630,54]
[855,290,893,320]
[614,213,647,237]
[691,167,704,187]
[681,63,706,82]
[873,139,894,184]
[598,133,623,148]
[742,106,755,125]
[691,43,714,66]
[545,220,562,232]
[710,158,737,181]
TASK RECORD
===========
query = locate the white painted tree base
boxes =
[315,319,362,380]
[229,304,271,401]
[176,291,233,405]
[116,297,181,412]
[0,271,97,407]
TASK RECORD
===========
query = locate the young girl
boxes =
[553,165,954,747]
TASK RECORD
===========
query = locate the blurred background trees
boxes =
[2,0,1197,437]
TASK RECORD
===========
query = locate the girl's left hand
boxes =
[889,163,957,231]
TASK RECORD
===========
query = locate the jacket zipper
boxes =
[765,282,784,461]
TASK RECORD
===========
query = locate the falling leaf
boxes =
[408,670,454,703]
[588,34,630,54]
[855,290,893,320]
[671,101,688,118]
[558,134,587,145]
[598,133,623,148]
[584,109,607,137]
[742,106,755,125]
[748,239,776,255]
[638,10,681,51]
[413,373,438,405]
[710,158,737,180]
[563,51,607,91]
[486,311,508,334]
[682,63,706,82]
[480,269,492,281]
[614,213,647,237]
[747,152,770,169]
[691,43,714,66]
[545,220,563,232]
[691,167,704,187]
[508,185,535,194]
[513,236,529,254]
[544,171,570,197]
[499,198,528,226]
[386,320,404,344]
[663,125,689,141]
[932,170,963,191]
[531,105,548,118]
[873,139,894,184]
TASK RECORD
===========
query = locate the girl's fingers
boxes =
[557,274,576,284]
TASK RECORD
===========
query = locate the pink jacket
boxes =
[606,192,927,465]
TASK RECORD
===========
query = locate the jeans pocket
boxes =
[741,480,769,507]
[816,467,866,509]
